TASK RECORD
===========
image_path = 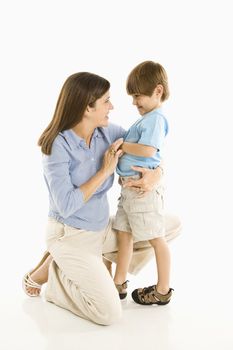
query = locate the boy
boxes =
[113,61,173,305]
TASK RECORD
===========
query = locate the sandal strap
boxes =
[24,273,42,289]
[115,280,129,293]
[137,285,173,304]
[121,280,129,289]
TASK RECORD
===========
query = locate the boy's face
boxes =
[131,85,163,115]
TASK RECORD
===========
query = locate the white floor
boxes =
[1,223,233,350]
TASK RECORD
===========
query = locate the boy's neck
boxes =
[152,102,162,110]
[142,103,163,116]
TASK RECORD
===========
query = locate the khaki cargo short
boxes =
[113,176,165,242]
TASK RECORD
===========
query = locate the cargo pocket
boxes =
[128,193,164,237]
[128,201,156,234]
[128,202,155,213]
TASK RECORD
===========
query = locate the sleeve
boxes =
[106,123,127,142]
[138,116,166,151]
[43,138,85,218]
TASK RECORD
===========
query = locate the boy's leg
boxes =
[26,212,181,298]
[114,231,133,285]
[149,237,171,294]
[102,214,181,275]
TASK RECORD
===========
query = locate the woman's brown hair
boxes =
[126,61,169,101]
[38,72,110,155]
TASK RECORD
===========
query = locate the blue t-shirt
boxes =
[117,108,168,176]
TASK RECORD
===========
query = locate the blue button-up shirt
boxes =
[43,123,126,231]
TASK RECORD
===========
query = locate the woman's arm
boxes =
[80,138,123,202]
[44,138,123,218]
[122,165,164,193]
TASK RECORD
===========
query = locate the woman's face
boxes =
[89,90,113,127]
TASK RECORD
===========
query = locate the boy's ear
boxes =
[154,84,163,96]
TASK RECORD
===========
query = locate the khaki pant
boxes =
[45,214,181,325]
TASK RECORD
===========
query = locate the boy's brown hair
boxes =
[126,61,169,102]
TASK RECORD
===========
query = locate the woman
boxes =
[23,72,181,325]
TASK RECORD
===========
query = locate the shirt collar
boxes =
[143,107,164,118]
[59,128,103,150]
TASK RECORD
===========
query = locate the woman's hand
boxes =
[123,166,163,194]
[80,138,123,203]
[101,138,124,177]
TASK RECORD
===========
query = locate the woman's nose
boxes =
[109,102,114,110]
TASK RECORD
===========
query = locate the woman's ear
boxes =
[86,103,96,113]
[85,105,93,115]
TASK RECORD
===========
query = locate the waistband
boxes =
[120,174,141,183]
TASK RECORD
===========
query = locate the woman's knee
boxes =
[96,301,122,325]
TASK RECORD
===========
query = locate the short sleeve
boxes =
[138,115,167,151]
[105,123,127,143]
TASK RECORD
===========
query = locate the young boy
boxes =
[113,61,173,305]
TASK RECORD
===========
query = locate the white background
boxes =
[0,1,233,349]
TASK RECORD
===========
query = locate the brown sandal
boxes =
[132,285,174,305]
[115,280,129,299]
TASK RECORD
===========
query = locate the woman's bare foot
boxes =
[24,253,53,296]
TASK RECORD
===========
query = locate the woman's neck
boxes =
[72,122,95,147]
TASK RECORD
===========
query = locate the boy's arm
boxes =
[121,141,157,157]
